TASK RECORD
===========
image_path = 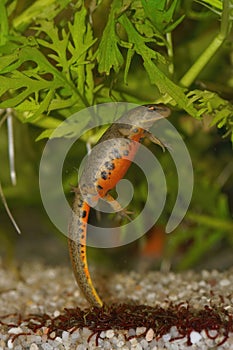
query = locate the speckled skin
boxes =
[68,104,171,307]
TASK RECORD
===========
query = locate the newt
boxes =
[68,104,171,307]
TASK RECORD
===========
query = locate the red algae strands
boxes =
[1,301,232,348]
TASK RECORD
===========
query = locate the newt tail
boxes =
[68,190,103,306]
[68,104,171,307]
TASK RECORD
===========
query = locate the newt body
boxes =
[68,104,170,307]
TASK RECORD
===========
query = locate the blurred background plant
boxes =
[0,0,232,272]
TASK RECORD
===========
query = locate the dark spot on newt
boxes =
[81,210,87,218]
[77,197,83,207]
[112,148,122,159]
[97,184,103,190]
[105,161,115,170]
[101,171,108,180]
[123,149,129,156]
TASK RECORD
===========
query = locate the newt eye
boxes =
[147,105,156,111]
[132,128,138,133]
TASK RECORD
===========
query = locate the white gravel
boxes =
[0,261,232,349]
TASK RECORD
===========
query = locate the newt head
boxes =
[119,104,171,130]
[141,104,171,128]
[145,104,171,118]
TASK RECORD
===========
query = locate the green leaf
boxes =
[0,44,85,119]
[36,20,70,79]
[118,14,198,118]
[0,45,76,112]
[0,3,97,120]
[186,89,233,140]
[0,1,8,46]
[96,0,124,74]
[124,48,135,84]
[194,0,223,15]
[36,129,55,141]
[68,7,97,104]
[36,113,90,140]
[141,0,184,33]
[12,0,71,32]
[0,70,54,107]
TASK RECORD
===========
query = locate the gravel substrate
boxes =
[0,261,232,349]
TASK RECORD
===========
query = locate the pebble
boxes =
[71,331,80,341]
[82,328,92,337]
[99,331,106,339]
[102,340,113,349]
[41,344,53,350]
[128,328,136,337]
[220,278,230,286]
[136,327,146,336]
[62,331,70,341]
[145,328,154,342]
[7,339,14,349]
[146,292,156,302]
[30,344,39,350]
[8,327,23,334]
[106,329,115,338]
[0,342,5,350]
[140,339,148,348]
[129,338,138,346]
[49,331,56,339]
[208,330,219,339]
[116,339,125,347]
[1,262,233,350]
[53,310,60,317]
[190,330,202,344]
[55,336,63,343]
[76,345,86,350]
[162,333,171,342]
[115,283,123,291]
[11,346,21,350]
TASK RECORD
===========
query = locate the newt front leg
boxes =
[68,104,170,307]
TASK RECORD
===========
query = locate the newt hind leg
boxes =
[102,193,133,221]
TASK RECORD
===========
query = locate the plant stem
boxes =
[166,0,174,75]
[16,114,61,130]
[0,2,8,45]
[186,211,233,232]
[179,0,232,88]
[0,181,21,234]
[7,111,16,186]
[166,32,174,75]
